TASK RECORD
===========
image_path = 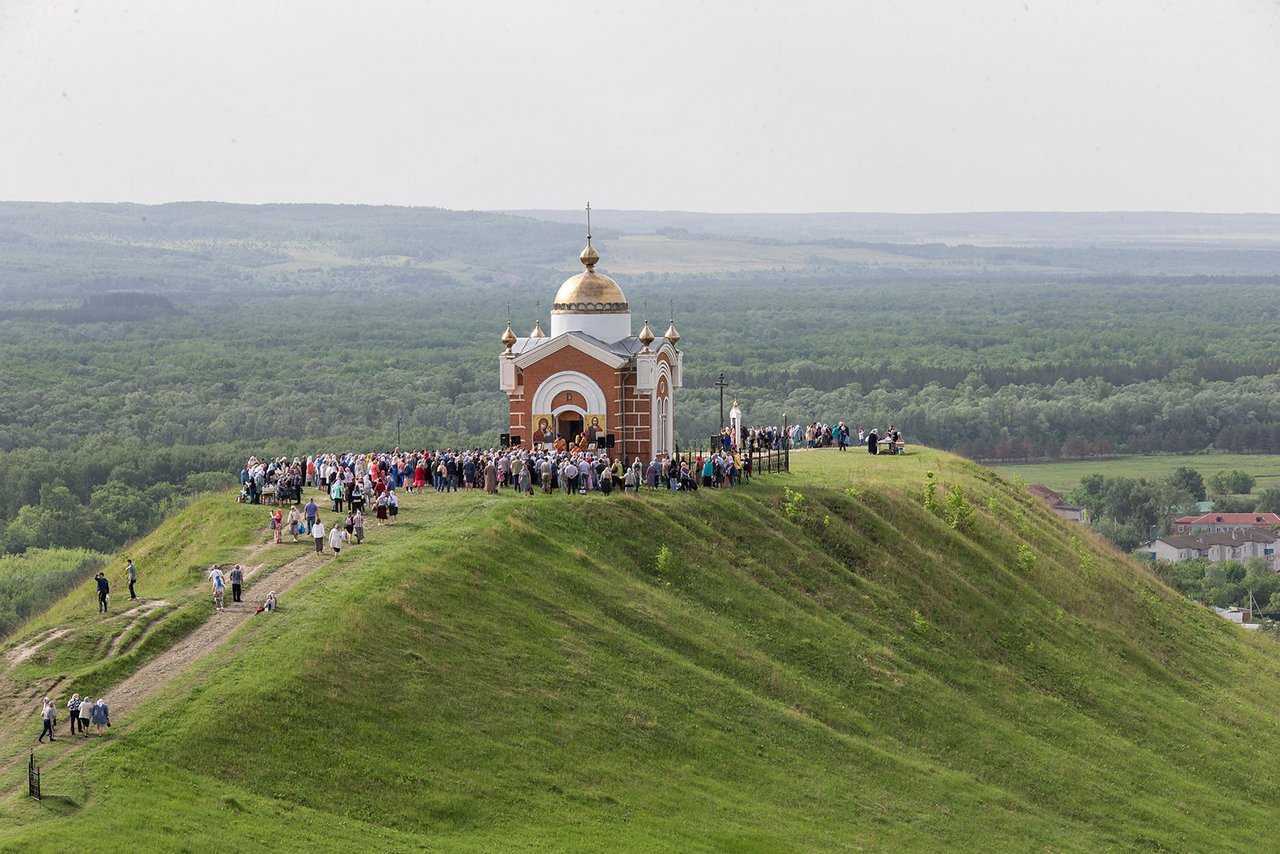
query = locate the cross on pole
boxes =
[715,372,728,430]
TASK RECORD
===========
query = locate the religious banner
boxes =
[531,415,554,446]
[584,413,607,446]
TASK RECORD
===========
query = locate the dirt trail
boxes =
[5,629,71,668]
[105,548,324,715]
[0,537,338,789]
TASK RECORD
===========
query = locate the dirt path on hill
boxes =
[104,547,325,715]
[0,537,339,790]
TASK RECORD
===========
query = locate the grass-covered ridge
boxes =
[0,449,1277,851]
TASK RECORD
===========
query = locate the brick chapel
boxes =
[498,220,683,463]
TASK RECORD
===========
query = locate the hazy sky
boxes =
[1,0,1277,212]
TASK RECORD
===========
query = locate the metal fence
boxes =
[28,752,40,801]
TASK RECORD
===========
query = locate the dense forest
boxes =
[2,202,1280,556]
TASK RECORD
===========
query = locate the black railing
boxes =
[28,752,40,801]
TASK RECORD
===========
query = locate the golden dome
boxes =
[552,271,628,313]
[501,321,517,350]
[529,319,547,339]
[552,240,628,313]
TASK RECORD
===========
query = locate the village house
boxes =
[1140,529,1280,569]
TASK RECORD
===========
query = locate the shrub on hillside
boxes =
[654,544,675,576]
[922,471,939,515]
[945,485,973,531]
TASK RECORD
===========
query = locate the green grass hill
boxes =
[0,448,1277,852]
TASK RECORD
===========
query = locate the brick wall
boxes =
[504,347,655,460]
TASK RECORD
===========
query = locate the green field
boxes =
[0,449,1277,851]
[994,453,1280,496]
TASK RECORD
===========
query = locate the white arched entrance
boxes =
[531,371,608,446]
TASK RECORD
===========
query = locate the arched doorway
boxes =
[556,410,584,444]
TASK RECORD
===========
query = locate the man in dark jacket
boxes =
[94,572,110,613]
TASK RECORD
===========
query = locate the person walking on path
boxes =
[91,698,110,734]
[328,524,347,556]
[67,694,82,737]
[271,508,284,544]
[94,572,110,614]
[229,564,244,604]
[352,509,365,544]
[208,565,226,612]
[77,696,92,736]
[287,505,302,543]
[37,697,56,743]
[305,498,318,531]
[125,559,138,600]
[312,518,326,553]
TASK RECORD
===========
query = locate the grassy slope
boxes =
[0,497,298,693]
[994,452,1280,495]
[0,449,1278,851]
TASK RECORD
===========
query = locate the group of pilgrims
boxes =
[240,445,752,508]
[779,421,904,454]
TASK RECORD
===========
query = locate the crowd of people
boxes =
[38,693,110,742]
[239,444,755,512]
[781,421,904,454]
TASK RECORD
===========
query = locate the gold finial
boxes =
[502,320,517,352]
[638,319,655,351]
[663,319,681,346]
[579,201,599,270]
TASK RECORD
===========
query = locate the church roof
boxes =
[509,330,673,370]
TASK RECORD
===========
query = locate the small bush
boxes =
[945,485,973,531]
[911,609,929,633]
[783,487,807,520]
[922,471,939,515]
[654,544,674,576]
[1015,544,1036,574]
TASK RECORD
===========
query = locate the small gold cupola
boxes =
[663,319,681,346]
[638,319,656,351]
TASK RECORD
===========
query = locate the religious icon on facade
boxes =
[532,416,553,446]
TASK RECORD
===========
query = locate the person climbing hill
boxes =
[94,571,110,614]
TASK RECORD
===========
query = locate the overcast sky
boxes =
[1,0,1277,212]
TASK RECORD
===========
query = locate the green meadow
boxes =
[0,448,1276,851]
[994,452,1280,496]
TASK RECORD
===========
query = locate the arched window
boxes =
[655,376,670,455]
